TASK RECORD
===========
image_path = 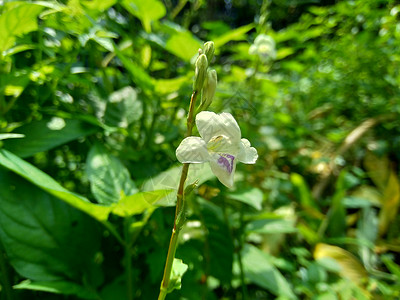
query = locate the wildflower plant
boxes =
[158,42,258,299]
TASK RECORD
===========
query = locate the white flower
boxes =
[176,111,258,188]
[249,34,276,62]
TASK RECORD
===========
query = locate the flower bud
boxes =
[198,69,217,112]
[203,41,215,63]
[193,54,208,92]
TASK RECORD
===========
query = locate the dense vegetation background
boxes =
[0,0,400,299]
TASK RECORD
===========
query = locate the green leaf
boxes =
[199,198,233,284]
[141,163,214,206]
[314,243,368,284]
[86,144,138,205]
[105,86,143,128]
[245,218,297,234]
[213,23,254,48]
[112,190,173,217]
[113,42,154,90]
[0,170,101,283]
[241,244,296,299]
[155,75,191,95]
[14,280,98,299]
[226,187,263,210]
[165,31,203,62]
[0,3,44,53]
[327,170,347,237]
[167,259,188,293]
[121,0,166,33]
[0,149,111,221]
[2,118,98,158]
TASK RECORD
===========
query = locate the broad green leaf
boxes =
[105,86,143,128]
[4,72,30,97]
[112,190,173,217]
[199,198,233,284]
[81,0,117,12]
[213,23,254,48]
[363,151,390,191]
[167,259,188,293]
[165,31,203,62]
[379,170,400,236]
[142,163,214,206]
[155,75,191,95]
[245,218,297,234]
[0,171,101,283]
[0,3,44,53]
[314,243,367,284]
[0,149,111,221]
[86,144,138,205]
[241,244,296,299]
[327,170,347,237]
[226,187,263,210]
[14,280,98,299]
[121,0,165,33]
[2,118,98,158]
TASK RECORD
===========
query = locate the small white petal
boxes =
[209,153,236,188]
[196,111,241,143]
[237,138,258,164]
[176,137,210,163]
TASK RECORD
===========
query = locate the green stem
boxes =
[124,218,134,300]
[101,221,125,247]
[158,91,198,300]
[0,248,13,300]
[238,205,248,300]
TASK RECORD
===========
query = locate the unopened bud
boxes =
[203,41,215,63]
[203,69,217,108]
[193,54,208,92]
[198,69,217,112]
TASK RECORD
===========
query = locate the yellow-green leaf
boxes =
[314,243,367,284]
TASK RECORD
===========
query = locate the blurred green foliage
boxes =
[0,0,400,299]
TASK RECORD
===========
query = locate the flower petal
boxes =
[237,138,258,164]
[209,153,237,188]
[196,111,241,143]
[176,137,210,163]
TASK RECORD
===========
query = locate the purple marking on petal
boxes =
[217,154,235,173]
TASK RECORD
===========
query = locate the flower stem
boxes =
[158,91,198,300]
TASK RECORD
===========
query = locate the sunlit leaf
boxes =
[165,30,203,62]
[245,218,297,234]
[2,118,98,158]
[121,0,166,33]
[213,23,254,48]
[167,258,188,293]
[379,170,400,236]
[226,187,263,210]
[112,190,173,217]
[14,280,98,299]
[155,75,191,95]
[105,86,143,128]
[364,151,390,191]
[0,133,24,140]
[142,163,214,206]
[0,3,44,52]
[314,243,367,284]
